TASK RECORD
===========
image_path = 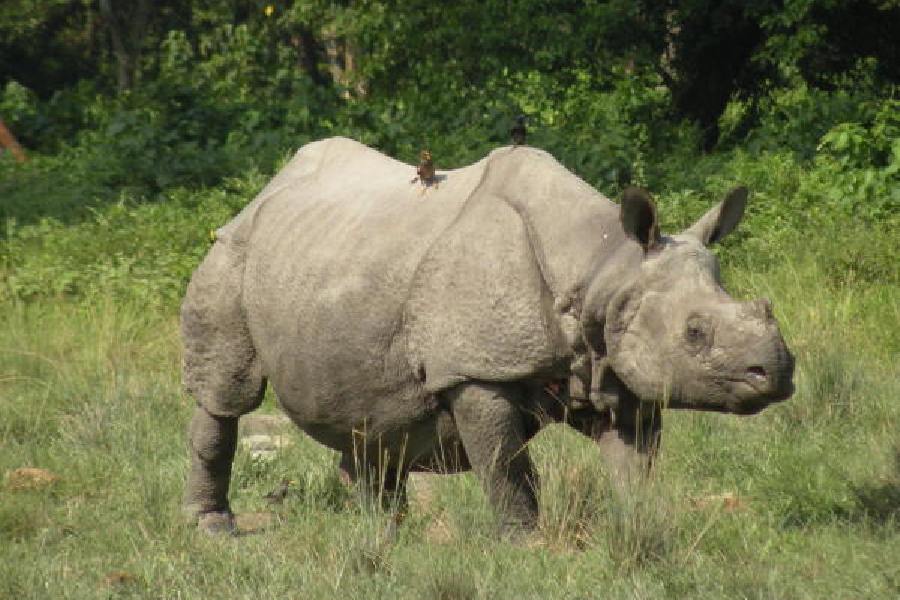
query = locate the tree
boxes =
[0,0,101,97]
[658,1,769,150]
[98,0,152,92]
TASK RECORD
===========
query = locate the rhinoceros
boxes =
[181,137,794,534]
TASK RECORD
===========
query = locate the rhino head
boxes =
[581,187,794,415]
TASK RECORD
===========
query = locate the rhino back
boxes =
[235,138,486,439]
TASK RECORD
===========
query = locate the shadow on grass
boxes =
[849,447,900,525]
[851,480,900,524]
[422,569,479,600]
[779,446,900,529]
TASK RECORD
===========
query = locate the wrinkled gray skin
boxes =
[181,137,794,535]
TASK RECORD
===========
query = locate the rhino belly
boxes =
[244,273,437,452]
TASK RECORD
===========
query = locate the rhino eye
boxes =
[684,316,710,348]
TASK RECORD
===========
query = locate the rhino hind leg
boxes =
[447,382,539,536]
[183,406,240,533]
[181,242,267,533]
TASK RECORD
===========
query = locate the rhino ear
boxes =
[685,186,748,245]
[620,187,661,253]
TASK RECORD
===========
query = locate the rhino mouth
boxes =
[745,366,768,389]
[731,395,786,415]
[719,367,794,414]
[724,369,771,395]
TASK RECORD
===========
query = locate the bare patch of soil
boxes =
[5,467,60,490]
[235,511,278,534]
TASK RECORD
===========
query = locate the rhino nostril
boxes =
[746,366,767,383]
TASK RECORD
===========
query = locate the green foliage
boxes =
[0,81,36,131]
[1,172,266,305]
[757,0,900,87]
[0,79,97,151]
[0,0,102,100]
[503,67,670,191]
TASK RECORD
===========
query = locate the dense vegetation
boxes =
[1,1,898,598]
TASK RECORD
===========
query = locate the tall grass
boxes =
[1,226,897,598]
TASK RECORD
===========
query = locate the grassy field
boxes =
[1,188,898,599]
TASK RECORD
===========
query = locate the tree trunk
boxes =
[98,0,151,92]
[322,25,348,98]
[662,3,765,151]
[290,28,328,86]
[321,26,367,99]
[345,39,367,97]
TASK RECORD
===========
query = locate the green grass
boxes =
[1,141,898,598]
[1,230,898,598]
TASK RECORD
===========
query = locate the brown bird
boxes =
[510,115,527,146]
[263,478,294,504]
[411,149,437,191]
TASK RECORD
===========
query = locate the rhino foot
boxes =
[197,510,237,535]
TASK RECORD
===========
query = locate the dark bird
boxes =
[263,478,293,504]
[411,149,437,191]
[510,115,527,146]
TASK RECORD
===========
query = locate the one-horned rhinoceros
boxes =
[181,137,794,534]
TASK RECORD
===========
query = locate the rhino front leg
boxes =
[184,405,239,534]
[596,398,661,490]
[447,382,539,535]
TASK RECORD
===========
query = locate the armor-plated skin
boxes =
[181,137,794,534]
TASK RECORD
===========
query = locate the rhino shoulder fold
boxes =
[404,188,571,392]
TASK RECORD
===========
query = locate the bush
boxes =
[1,171,266,306]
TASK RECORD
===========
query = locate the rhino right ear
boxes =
[620,187,661,253]
[684,186,748,245]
